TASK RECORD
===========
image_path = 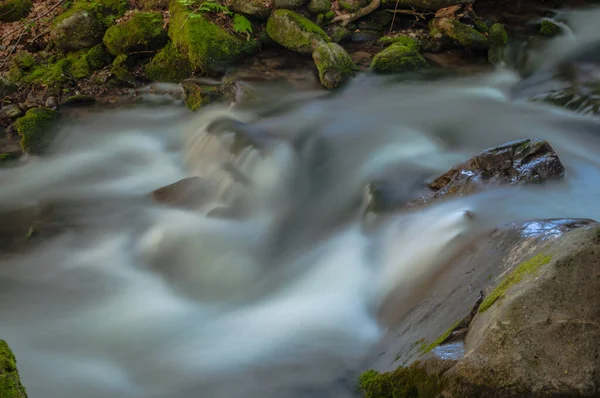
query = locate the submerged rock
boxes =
[103,12,168,56]
[230,0,273,19]
[0,0,32,22]
[13,107,61,155]
[312,43,357,89]
[362,218,599,397]
[0,340,27,397]
[370,41,428,74]
[266,9,330,55]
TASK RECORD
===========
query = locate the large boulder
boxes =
[229,0,273,19]
[0,340,27,398]
[0,0,32,22]
[370,41,428,74]
[169,1,260,75]
[51,9,106,52]
[312,43,357,89]
[266,9,330,55]
[361,218,600,397]
[103,12,168,56]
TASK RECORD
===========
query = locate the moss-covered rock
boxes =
[51,9,106,51]
[0,340,27,398]
[312,43,357,89]
[430,17,489,51]
[110,54,137,85]
[308,0,331,14]
[488,23,507,65]
[0,0,32,22]
[0,104,23,119]
[0,77,17,98]
[359,363,446,398]
[266,9,330,55]
[273,0,308,8]
[145,43,192,83]
[370,42,427,74]
[339,0,368,11]
[230,0,273,19]
[331,26,351,43]
[379,35,419,51]
[12,52,35,70]
[183,82,225,111]
[103,12,167,56]
[169,1,260,75]
[14,108,60,155]
[540,20,560,37]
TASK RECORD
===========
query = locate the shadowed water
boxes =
[1,8,600,398]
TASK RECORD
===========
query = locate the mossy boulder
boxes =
[110,54,137,85]
[0,0,32,22]
[308,0,331,13]
[183,82,225,111]
[230,0,273,19]
[379,35,420,51]
[370,42,427,74]
[488,23,507,65]
[273,0,308,8]
[51,9,106,51]
[339,0,368,11]
[169,1,260,75]
[103,12,167,56]
[380,0,471,11]
[312,43,357,89]
[0,104,23,119]
[430,17,489,51]
[266,9,330,55]
[14,108,61,155]
[145,43,192,83]
[0,340,27,398]
[12,52,35,70]
[540,20,560,37]
[359,364,446,398]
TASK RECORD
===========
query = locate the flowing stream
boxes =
[1,8,600,398]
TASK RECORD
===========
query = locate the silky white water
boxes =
[1,8,600,398]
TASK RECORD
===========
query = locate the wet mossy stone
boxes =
[12,52,35,70]
[0,340,27,398]
[371,42,427,74]
[312,43,357,89]
[488,23,507,65]
[0,0,32,22]
[430,17,489,51]
[183,82,225,111]
[540,20,560,37]
[379,35,419,51]
[103,12,168,56]
[308,0,331,14]
[14,107,61,155]
[169,1,260,75]
[229,0,273,19]
[339,0,368,11]
[359,363,446,398]
[145,42,192,83]
[266,9,330,55]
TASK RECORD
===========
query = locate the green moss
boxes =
[145,42,192,83]
[169,1,260,75]
[53,0,126,27]
[14,108,61,155]
[183,83,223,111]
[312,43,357,89]
[0,340,27,398]
[449,19,489,50]
[358,363,445,398]
[84,44,113,69]
[418,320,461,355]
[324,11,335,20]
[378,35,419,51]
[12,52,35,70]
[103,12,167,56]
[540,20,560,37]
[370,42,428,74]
[0,0,32,22]
[266,9,330,55]
[479,253,553,313]
[489,23,508,46]
[474,19,489,34]
[110,55,136,85]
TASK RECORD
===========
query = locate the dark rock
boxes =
[61,95,97,107]
[273,0,308,8]
[331,26,352,44]
[351,30,383,42]
[0,77,17,98]
[230,0,273,19]
[0,104,23,119]
[381,0,473,11]
[150,177,209,209]
[308,0,331,14]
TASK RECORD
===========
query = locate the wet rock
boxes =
[273,0,308,8]
[103,12,168,56]
[0,340,27,397]
[0,104,23,119]
[61,95,96,107]
[381,0,472,11]
[145,43,193,83]
[182,81,226,111]
[339,0,369,11]
[370,41,428,74]
[266,9,330,55]
[0,0,32,22]
[169,1,260,75]
[51,10,105,51]
[312,43,357,89]
[540,20,560,37]
[358,11,393,31]
[351,30,383,43]
[13,107,61,155]
[362,218,598,397]
[430,8,489,52]
[420,138,565,204]
[488,23,507,65]
[308,0,331,14]
[150,177,209,209]
[45,96,58,110]
[230,0,273,19]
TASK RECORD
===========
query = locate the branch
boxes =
[330,0,381,26]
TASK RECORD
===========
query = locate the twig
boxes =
[388,0,401,36]
[330,0,381,26]
[0,0,67,42]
